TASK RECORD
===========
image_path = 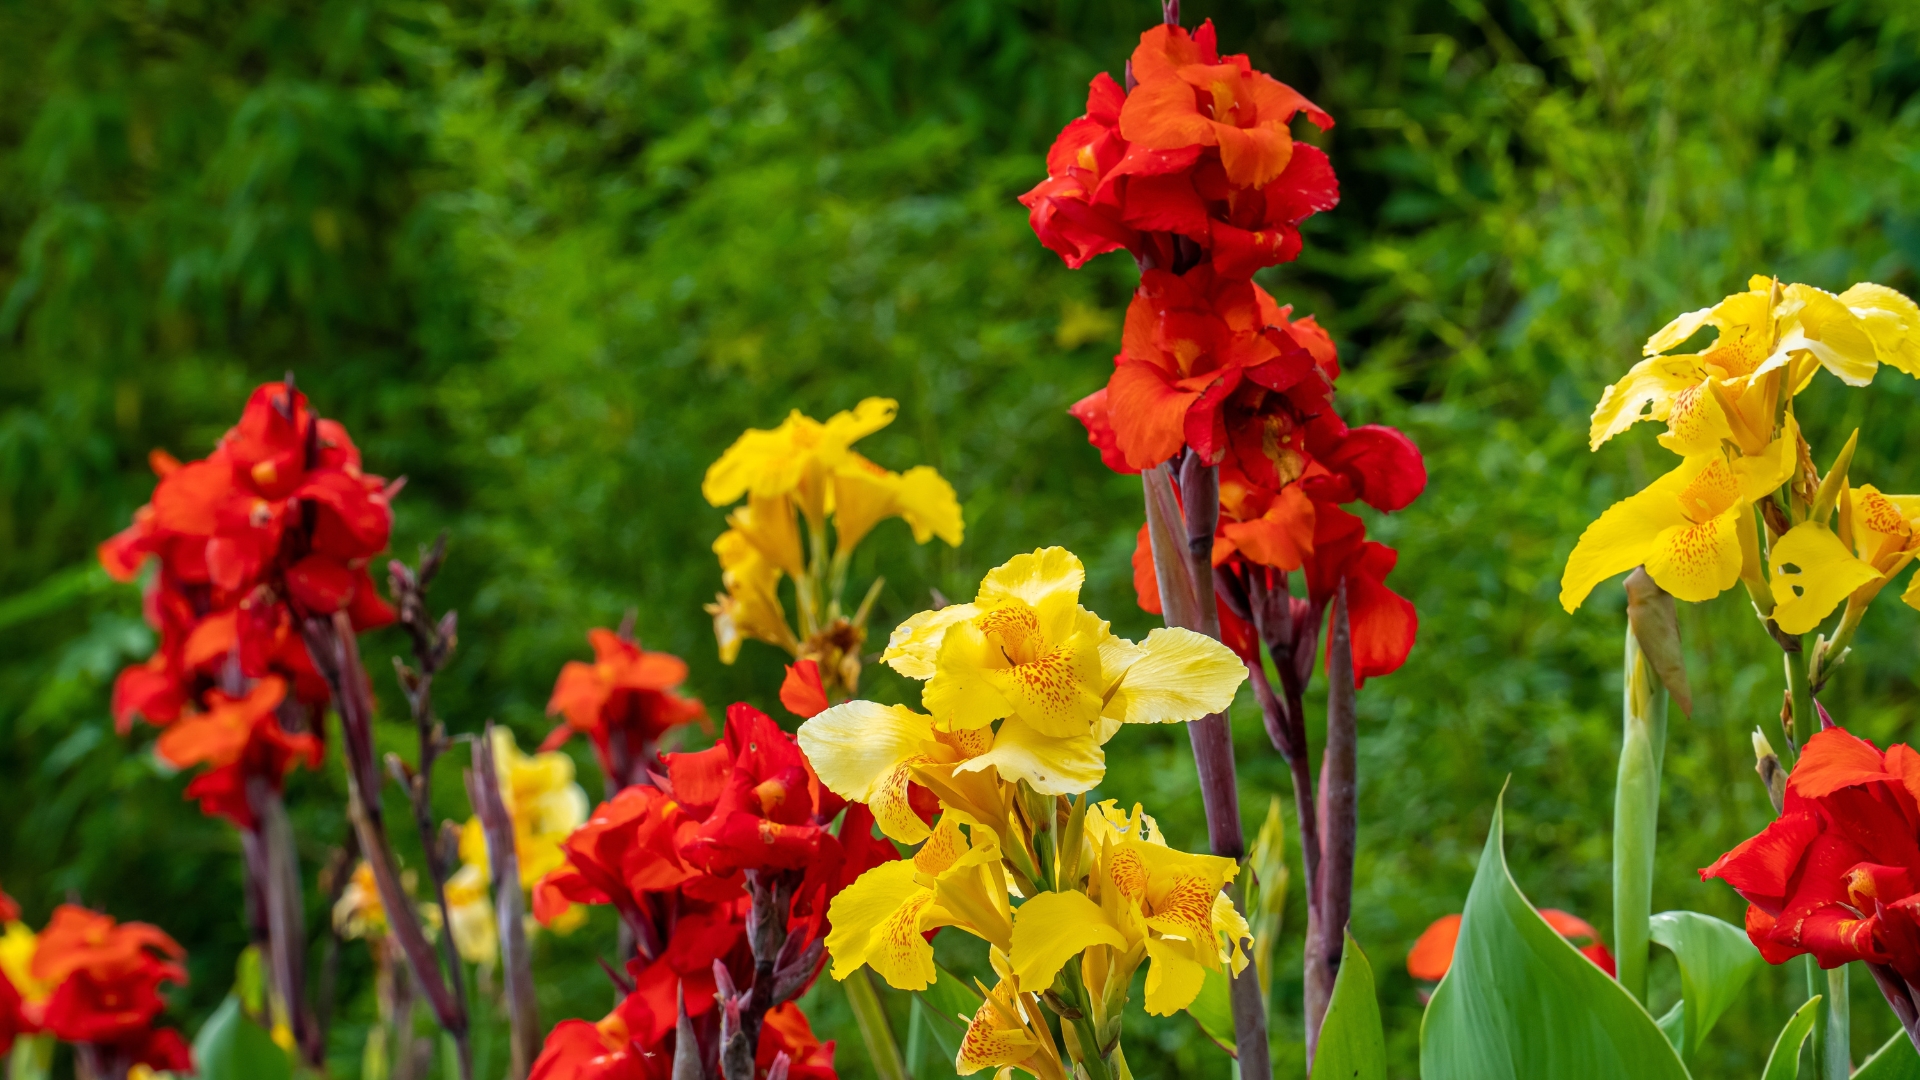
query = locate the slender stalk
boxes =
[1143,460,1270,1079]
[843,969,908,1080]
[248,777,318,1061]
[1307,581,1358,1060]
[1063,963,1115,1080]
[1827,965,1851,1080]
[304,612,471,1080]
[468,725,539,1080]
[1613,619,1668,1004]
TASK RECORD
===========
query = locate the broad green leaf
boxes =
[909,964,980,1073]
[1856,1030,1920,1080]
[1650,909,1764,1060]
[1419,793,1690,1080]
[1310,931,1386,1080]
[192,996,292,1080]
[1187,965,1234,1054]
[1760,996,1820,1080]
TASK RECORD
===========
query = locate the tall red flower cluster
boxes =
[0,902,194,1073]
[529,695,892,1080]
[543,628,706,791]
[1029,19,1424,687]
[1705,728,1920,974]
[98,381,397,824]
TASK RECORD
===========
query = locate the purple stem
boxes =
[468,724,540,1080]
[1306,580,1358,1062]
[303,613,472,1080]
[1143,461,1269,1079]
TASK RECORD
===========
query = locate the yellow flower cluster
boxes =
[1563,277,1920,655]
[797,547,1250,1078]
[703,397,964,695]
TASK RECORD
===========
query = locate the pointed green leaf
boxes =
[1310,931,1385,1080]
[192,996,292,1080]
[1650,909,1764,1060]
[1855,1029,1920,1080]
[1760,996,1820,1080]
[1656,1001,1685,1054]
[1419,794,1690,1080]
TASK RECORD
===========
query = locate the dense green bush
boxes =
[4,0,1920,1075]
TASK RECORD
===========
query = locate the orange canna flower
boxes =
[1120,22,1333,190]
[1408,909,1616,983]
[542,628,704,789]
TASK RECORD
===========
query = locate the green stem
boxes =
[843,970,908,1080]
[1787,635,1815,751]
[1062,964,1114,1080]
[1826,964,1851,1080]
[1806,955,1827,1078]
[1613,623,1668,1004]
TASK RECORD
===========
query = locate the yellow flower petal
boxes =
[1654,379,1735,456]
[1644,509,1745,603]
[1733,413,1799,501]
[924,619,1020,730]
[798,701,944,843]
[1778,284,1882,387]
[981,624,1107,740]
[1589,354,1705,450]
[1841,282,1920,377]
[1102,627,1246,726]
[955,715,1106,796]
[956,993,1041,1078]
[1142,936,1208,1016]
[883,603,980,679]
[1212,893,1253,976]
[727,493,805,578]
[1560,460,1696,611]
[1643,304,1721,356]
[977,547,1085,608]
[1770,522,1883,634]
[1009,890,1128,992]
[894,465,965,546]
[826,860,943,990]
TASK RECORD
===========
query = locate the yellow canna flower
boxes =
[1561,418,1798,611]
[1009,802,1247,1017]
[1589,277,1916,454]
[824,816,1012,991]
[332,861,389,941]
[956,953,1068,1080]
[878,547,1246,780]
[442,862,498,966]
[702,397,963,690]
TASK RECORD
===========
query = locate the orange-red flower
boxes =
[757,1002,837,1080]
[1407,909,1616,982]
[99,381,397,734]
[543,629,705,789]
[1703,727,1920,975]
[1020,21,1336,278]
[150,676,323,828]
[28,905,190,1058]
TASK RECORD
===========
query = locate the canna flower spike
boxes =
[704,397,962,696]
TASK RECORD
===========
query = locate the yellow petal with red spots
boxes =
[798,701,949,843]
[1009,890,1128,992]
[825,860,944,990]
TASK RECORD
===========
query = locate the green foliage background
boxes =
[4,0,1920,1076]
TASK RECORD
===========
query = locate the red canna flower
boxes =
[666,704,837,877]
[1020,21,1336,279]
[1703,727,1920,975]
[532,705,891,1078]
[150,676,323,828]
[29,905,191,1055]
[1021,21,1336,278]
[756,1002,837,1080]
[100,380,397,736]
[543,629,705,790]
[779,660,830,720]
[1407,909,1616,982]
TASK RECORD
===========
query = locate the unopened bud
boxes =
[1753,727,1787,816]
